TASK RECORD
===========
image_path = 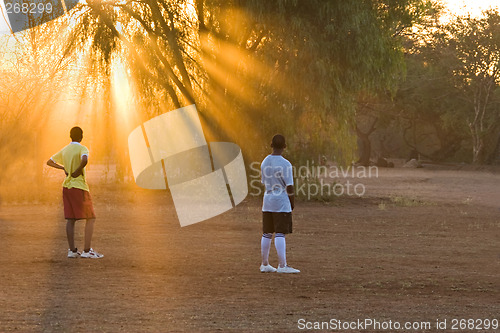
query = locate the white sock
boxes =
[261,233,272,265]
[275,233,286,268]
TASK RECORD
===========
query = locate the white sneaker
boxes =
[277,265,300,273]
[67,249,81,258]
[260,264,277,273]
[80,248,104,259]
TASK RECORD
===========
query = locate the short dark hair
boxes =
[70,126,83,142]
[271,134,286,149]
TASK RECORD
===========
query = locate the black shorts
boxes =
[262,212,293,234]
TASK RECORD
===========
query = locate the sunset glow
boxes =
[440,0,500,21]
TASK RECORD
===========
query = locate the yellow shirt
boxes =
[51,142,90,191]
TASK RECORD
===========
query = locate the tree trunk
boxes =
[431,123,462,162]
[470,123,486,164]
[356,130,372,166]
[470,77,494,165]
[355,118,377,166]
[469,104,487,164]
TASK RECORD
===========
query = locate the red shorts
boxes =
[63,188,96,220]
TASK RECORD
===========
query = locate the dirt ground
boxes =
[0,166,499,332]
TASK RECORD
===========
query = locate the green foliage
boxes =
[54,0,430,166]
[201,0,430,164]
[391,48,471,161]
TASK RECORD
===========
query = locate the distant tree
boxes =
[359,7,500,165]
[435,10,500,164]
[391,48,470,162]
[354,0,441,165]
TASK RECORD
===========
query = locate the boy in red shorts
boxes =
[47,127,103,259]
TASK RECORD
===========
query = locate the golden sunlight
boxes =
[440,0,500,22]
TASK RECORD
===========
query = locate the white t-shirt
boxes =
[261,155,294,212]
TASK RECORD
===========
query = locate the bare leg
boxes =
[66,219,76,251]
[84,218,95,252]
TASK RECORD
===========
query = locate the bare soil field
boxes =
[0,166,499,332]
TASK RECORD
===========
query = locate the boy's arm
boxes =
[47,159,68,176]
[285,163,294,210]
[71,155,88,178]
[287,185,295,211]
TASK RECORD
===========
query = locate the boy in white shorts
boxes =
[260,134,300,273]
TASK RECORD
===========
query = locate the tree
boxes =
[391,50,470,162]
[54,0,441,166]
[0,20,72,187]
[353,0,441,165]
[436,10,500,164]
